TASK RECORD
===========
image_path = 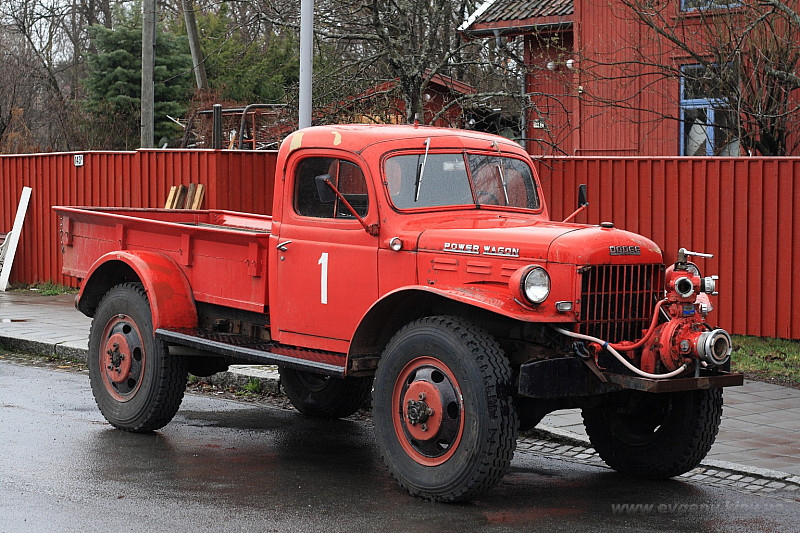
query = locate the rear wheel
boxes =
[373,316,517,502]
[279,367,372,419]
[88,283,187,432]
[582,388,723,478]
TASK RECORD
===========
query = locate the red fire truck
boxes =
[55,124,741,502]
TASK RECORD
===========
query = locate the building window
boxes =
[680,65,740,156]
[681,0,738,12]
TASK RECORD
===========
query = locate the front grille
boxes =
[577,264,665,344]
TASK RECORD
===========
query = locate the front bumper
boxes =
[518,356,743,399]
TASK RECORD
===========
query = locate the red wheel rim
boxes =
[99,314,146,402]
[391,356,464,466]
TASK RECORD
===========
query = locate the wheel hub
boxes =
[99,314,145,402]
[403,381,443,441]
[406,397,433,426]
[104,333,132,383]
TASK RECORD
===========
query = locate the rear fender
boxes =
[77,251,197,331]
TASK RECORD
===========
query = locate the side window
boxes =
[336,161,369,217]
[294,157,369,218]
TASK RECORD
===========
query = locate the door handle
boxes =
[276,240,292,251]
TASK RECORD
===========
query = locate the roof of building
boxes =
[461,0,573,36]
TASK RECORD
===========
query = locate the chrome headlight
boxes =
[522,266,550,304]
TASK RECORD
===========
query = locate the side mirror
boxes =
[562,183,589,223]
[315,174,336,204]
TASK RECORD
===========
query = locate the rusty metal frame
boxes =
[603,371,744,393]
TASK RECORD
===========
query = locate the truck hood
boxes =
[416,219,662,265]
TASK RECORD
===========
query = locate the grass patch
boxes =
[730,335,800,386]
[243,377,263,394]
[12,282,78,296]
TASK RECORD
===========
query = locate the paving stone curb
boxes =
[514,435,800,497]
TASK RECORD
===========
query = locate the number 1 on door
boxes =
[318,252,328,304]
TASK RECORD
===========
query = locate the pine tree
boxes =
[85,16,193,149]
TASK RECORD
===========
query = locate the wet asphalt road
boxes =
[1,360,799,533]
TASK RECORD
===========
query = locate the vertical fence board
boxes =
[760,161,778,338]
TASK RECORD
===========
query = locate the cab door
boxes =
[272,153,379,353]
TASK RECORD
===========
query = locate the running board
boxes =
[155,328,346,377]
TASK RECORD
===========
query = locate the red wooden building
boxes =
[326,73,476,128]
[464,0,795,157]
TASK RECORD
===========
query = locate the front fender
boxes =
[348,284,573,360]
[417,284,568,321]
[77,250,197,331]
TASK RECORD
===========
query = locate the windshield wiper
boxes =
[491,141,509,204]
[496,163,509,204]
[414,137,431,202]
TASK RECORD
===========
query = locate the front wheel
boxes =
[582,388,723,478]
[88,283,187,432]
[373,316,517,502]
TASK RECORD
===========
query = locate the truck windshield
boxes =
[385,152,539,210]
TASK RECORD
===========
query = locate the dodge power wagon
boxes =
[55,124,742,501]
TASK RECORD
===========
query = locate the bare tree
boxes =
[0,0,123,152]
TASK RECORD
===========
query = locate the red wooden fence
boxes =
[536,157,800,340]
[2,150,796,339]
[1,149,277,288]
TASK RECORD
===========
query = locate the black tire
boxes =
[372,316,517,502]
[582,388,723,478]
[279,367,372,419]
[88,283,187,432]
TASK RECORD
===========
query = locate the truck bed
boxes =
[55,207,272,312]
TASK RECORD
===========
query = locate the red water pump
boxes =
[640,248,732,374]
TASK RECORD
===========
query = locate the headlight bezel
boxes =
[510,265,551,306]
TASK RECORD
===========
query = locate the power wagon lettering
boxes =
[443,242,480,254]
[442,242,520,258]
[483,245,520,258]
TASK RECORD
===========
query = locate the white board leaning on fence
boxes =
[0,187,32,291]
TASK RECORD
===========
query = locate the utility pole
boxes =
[141,0,156,148]
[182,0,208,91]
[298,0,313,129]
